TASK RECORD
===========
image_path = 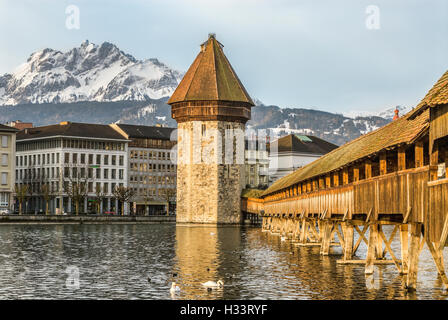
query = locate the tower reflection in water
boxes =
[173,226,242,300]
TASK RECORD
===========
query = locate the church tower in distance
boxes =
[168,34,254,224]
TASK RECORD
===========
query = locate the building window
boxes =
[1,173,7,185]
[104,155,109,165]
[0,193,8,206]
[201,124,206,136]
[1,154,7,166]
[112,155,116,165]
[119,156,124,166]
[96,154,101,165]
[1,136,8,148]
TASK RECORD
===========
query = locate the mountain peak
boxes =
[0,41,184,105]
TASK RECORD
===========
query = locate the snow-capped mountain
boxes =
[0,40,183,105]
[344,105,412,120]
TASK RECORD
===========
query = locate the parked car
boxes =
[0,208,10,215]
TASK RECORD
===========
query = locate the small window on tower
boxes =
[201,124,206,136]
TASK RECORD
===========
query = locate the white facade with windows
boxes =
[15,122,130,214]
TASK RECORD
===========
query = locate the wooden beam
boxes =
[365,160,372,179]
[400,224,409,274]
[379,152,387,175]
[365,224,378,274]
[353,166,360,182]
[342,168,349,185]
[325,175,331,188]
[437,215,448,251]
[415,140,424,168]
[430,140,439,181]
[426,238,448,289]
[406,223,422,291]
[343,222,354,260]
[398,146,406,171]
[318,177,324,189]
[333,172,339,187]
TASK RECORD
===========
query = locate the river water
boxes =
[0,224,446,300]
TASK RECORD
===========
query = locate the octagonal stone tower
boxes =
[168,34,254,224]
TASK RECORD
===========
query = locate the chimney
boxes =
[393,107,400,121]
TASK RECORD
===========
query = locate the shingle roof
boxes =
[0,124,19,132]
[167,34,254,105]
[269,134,338,155]
[116,124,175,140]
[262,108,429,197]
[409,69,448,117]
[16,122,128,141]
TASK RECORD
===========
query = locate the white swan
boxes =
[202,280,224,288]
[170,282,180,294]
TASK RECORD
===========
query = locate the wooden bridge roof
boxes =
[167,34,254,106]
[409,69,448,117]
[262,108,429,197]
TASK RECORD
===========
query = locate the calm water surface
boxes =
[0,224,446,300]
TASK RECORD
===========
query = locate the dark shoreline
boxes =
[0,214,176,225]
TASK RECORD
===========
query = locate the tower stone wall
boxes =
[176,121,245,224]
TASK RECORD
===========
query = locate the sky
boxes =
[0,0,447,114]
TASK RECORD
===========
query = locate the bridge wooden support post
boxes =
[320,221,333,255]
[300,218,308,243]
[293,218,300,241]
[376,225,384,259]
[342,222,354,260]
[400,224,409,274]
[425,216,448,289]
[406,223,422,291]
[365,223,378,275]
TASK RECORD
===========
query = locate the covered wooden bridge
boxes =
[245,70,448,291]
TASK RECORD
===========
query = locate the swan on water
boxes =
[170,282,180,294]
[202,280,224,288]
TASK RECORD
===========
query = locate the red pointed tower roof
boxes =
[168,34,254,107]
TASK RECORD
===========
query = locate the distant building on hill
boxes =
[268,134,338,183]
[7,120,33,130]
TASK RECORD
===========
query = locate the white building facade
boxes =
[15,122,129,214]
[268,134,338,184]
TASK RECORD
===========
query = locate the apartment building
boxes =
[245,138,269,189]
[268,134,338,183]
[111,124,177,215]
[15,122,129,214]
[0,124,19,213]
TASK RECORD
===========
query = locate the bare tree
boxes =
[93,184,106,214]
[15,184,29,215]
[113,186,135,216]
[160,188,176,216]
[62,164,91,215]
[40,183,54,215]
